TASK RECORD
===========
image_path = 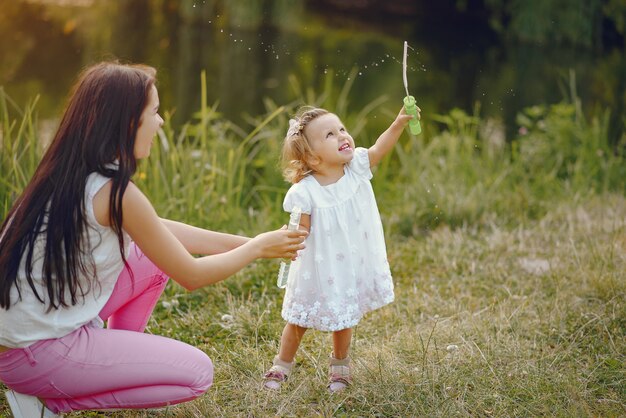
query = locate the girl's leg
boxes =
[99,243,168,331]
[331,328,352,359]
[329,328,353,392]
[0,325,213,414]
[263,324,307,389]
[278,323,307,362]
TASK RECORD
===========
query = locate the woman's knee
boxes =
[188,347,214,394]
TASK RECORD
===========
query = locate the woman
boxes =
[0,61,307,416]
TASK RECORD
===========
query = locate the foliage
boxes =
[484,0,607,47]
[134,70,287,234]
[0,88,40,217]
[604,0,626,36]
[374,101,624,237]
[1,72,625,234]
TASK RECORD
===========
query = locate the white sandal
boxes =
[328,355,352,393]
[262,355,294,390]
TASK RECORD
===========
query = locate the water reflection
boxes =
[0,0,623,141]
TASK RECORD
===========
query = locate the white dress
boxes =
[281,147,394,331]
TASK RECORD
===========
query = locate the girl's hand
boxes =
[368,106,421,167]
[252,227,307,259]
[393,106,420,128]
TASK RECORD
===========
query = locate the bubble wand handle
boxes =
[277,207,302,289]
[404,95,422,135]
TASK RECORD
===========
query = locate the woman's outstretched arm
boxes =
[160,218,250,255]
[94,181,306,290]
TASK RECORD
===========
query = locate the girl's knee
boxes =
[286,323,307,335]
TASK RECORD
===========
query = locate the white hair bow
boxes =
[287,118,304,137]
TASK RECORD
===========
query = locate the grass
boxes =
[42,194,621,417]
[0,74,625,416]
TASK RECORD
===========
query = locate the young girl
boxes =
[263,105,419,392]
[0,61,307,417]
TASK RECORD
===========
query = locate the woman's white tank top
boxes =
[0,172,129,348]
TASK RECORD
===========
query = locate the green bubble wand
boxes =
[403,41,422,135]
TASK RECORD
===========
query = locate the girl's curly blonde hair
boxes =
[281,106,329,183]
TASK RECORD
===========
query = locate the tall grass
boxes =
[0,87,40,216]
[2,72,622,233]
[376,101,625,236]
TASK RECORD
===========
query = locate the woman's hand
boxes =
[251,227,308,259]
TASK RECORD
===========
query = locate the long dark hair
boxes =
[0,61,156,310]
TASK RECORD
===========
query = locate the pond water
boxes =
[1,0,623,140]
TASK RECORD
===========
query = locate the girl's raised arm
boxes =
[367,107,416,167]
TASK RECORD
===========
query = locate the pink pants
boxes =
[0,244,213,413]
